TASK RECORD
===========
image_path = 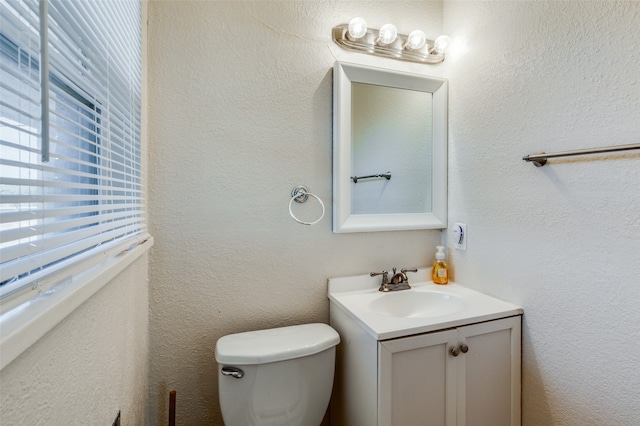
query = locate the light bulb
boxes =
[433,35,452,54]
[347,17,367,40]
[404,30,426,50]
[376,24,397,45]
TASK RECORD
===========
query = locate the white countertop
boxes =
[328,268,523,340]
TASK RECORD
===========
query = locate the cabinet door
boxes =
[378,329,458,426]
[457,316,521,426]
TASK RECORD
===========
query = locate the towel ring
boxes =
[289,186,325,226]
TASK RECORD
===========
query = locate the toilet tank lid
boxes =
[215,323,340,365]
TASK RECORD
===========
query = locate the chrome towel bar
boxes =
[523,143,640,167]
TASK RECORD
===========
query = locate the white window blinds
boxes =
[0,0,146,310]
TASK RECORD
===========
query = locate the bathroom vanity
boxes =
[328,269,523,426]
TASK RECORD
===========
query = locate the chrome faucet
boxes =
[371,267,418,292]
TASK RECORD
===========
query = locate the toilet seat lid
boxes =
[215,323,340,365]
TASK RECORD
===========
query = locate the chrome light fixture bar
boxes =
[332,20,450,65]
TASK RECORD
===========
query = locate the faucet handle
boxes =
[370,270,389,284]
[372,270,391,292]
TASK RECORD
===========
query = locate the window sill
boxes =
[0,236,154,371]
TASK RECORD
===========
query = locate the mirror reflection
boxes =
[351,83,433,215]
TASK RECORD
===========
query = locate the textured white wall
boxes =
[0,255,150,425]
[147,1,443,424]
[443,1,640,425]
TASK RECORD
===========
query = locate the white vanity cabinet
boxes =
[328,272,523,426]
[377,316,521,426]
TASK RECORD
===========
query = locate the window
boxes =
[0,0,146,311]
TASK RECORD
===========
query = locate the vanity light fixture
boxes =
[332,18,450,64]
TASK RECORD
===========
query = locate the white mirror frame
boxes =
[333,61,448,233]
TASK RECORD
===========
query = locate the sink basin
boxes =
[328,268,523,339]
[367,291,465,318]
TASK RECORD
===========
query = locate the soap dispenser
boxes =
[432,245,448,285]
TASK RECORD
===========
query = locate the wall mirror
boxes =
[333,61,448,233]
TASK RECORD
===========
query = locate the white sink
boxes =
[328,268,523,340]
[367,291,465,318]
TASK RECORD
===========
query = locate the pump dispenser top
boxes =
[432,245,448,284]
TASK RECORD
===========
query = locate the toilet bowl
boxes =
[215,323,340,426]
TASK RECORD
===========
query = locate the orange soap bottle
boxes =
[432,245,448,285]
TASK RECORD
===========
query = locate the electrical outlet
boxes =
[453,223,467,250]
[112,410,121,426]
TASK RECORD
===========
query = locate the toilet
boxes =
[215,323,340,426]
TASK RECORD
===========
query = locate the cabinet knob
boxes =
[450,347,460,357]
[460,344,469,353]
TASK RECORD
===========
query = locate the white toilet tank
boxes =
[215,323,340,426]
